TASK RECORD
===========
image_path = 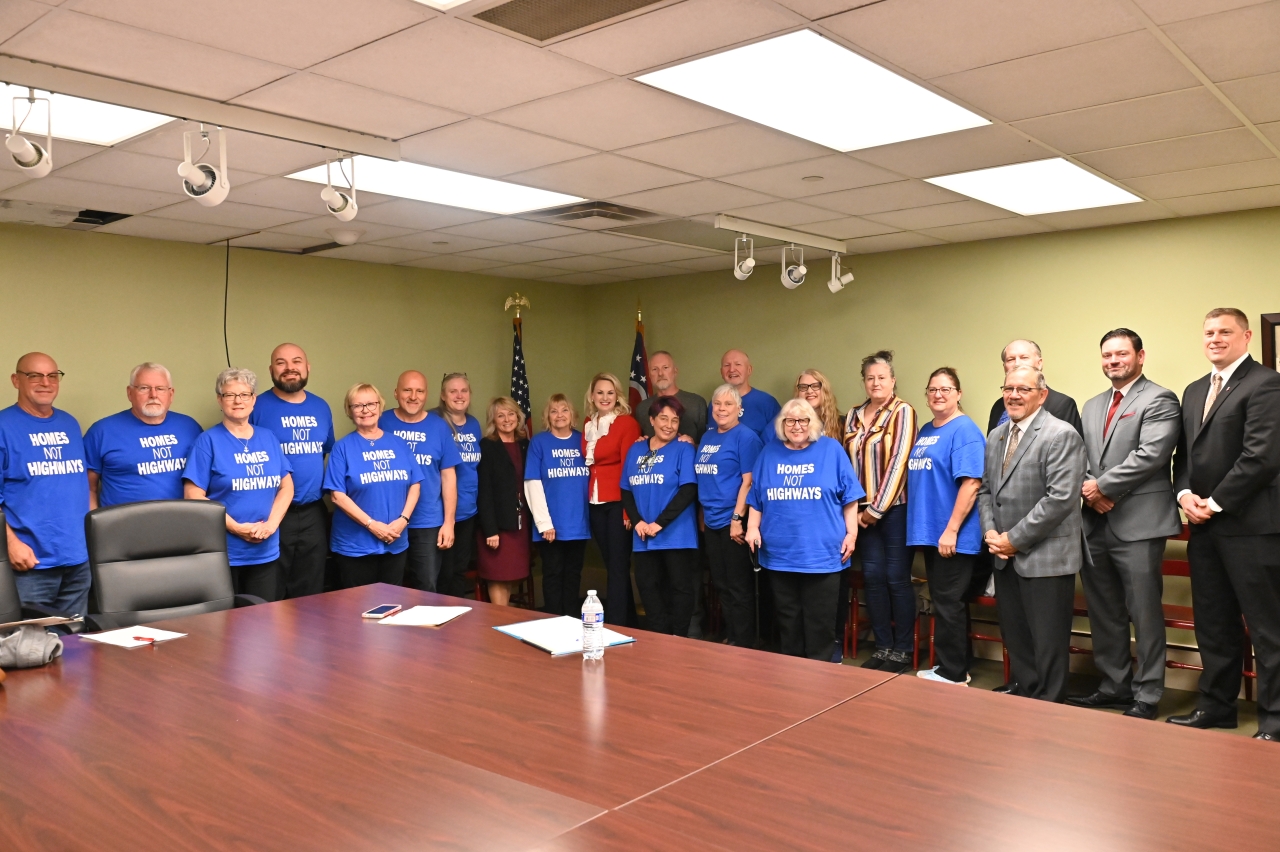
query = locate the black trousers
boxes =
[704,525,756,646]
[438,516,477,599]
[589,502,635,627]
[770,569,841,661]
[1188,527,1280,733]
[405,526,443,592]
[634,548,699,636]
[277,501,329,599]
[336,551,408,589]
[540,538,587,616]
[232,560,280,601]
[994,567,1075,702]
[922,548,976,683]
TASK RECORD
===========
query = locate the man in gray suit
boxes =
[1068,329,1181,720]
[979,365,1088,702]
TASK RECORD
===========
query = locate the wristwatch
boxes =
[731,513,744,522]
[398,515,410,523]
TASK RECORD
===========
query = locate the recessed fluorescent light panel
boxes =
[286,156,584,215]
[636,30,988,151]
[409,0,473,9]
[925,158,1142,216]
[2,85,173,146]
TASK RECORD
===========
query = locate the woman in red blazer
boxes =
[582,372,641,626]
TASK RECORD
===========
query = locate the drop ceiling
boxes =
[0,0,1277,284]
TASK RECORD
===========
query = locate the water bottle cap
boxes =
[586,590,596,596]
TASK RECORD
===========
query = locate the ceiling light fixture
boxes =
[733,234,755,281]
[7,88,52,178]
[781,244,806,290]
[637,30,988,152]
[925,158,1141,216]
[327,228,364,246]
[286,156,583,215]
[179,125,230,207]
[0,84,171,146]
[827,254,853,293]
[321,157,358,222]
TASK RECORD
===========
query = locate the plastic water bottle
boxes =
[581,590,604,660]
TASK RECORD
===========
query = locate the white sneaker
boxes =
[916,666,970,686]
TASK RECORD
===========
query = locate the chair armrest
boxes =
[22,604,85,634]
[233,594,267,607]
[80,614,108,633]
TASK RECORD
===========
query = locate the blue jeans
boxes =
[859,504,914,653]
[13,562,92,617]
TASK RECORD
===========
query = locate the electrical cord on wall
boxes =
[223,239,231,368]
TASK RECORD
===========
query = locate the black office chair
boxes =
[0,508,77,628]
[85,499,265,631]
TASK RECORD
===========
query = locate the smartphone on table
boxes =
[361,604,402,619]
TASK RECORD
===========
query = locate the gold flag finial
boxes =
[504,292,531,319]
[636,298,643,323]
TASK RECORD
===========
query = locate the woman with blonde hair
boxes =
[430,372,482,598]
[525,394,591,615]
[582,372,641,626]
[476,397,531,606]
[793,369,844,440]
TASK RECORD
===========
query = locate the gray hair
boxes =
[215,367,258,396]
[1000,339,1042,364]
[860,349,894,379]
[1006,365,1047,390]
[775,398,823,443]
[710,382,741,411]
[130,362,172,387]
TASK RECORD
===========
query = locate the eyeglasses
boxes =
[924,387,957,396]
[783,418,811,428]
[19,371,64,382]
[351,402,380,413]
[1000,386,1039,397]
[219,392,254,402]
[795,381,822,393]
[132,385,172,394]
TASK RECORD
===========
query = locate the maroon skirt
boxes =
[476,511,531,581]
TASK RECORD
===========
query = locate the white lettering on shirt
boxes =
[138,434,179,448]
[136,457,188,475]
[695,463,719,475]
[234,451,271,464]
[775,463,815,475]
[231,475,282,491]
[628,473,665,486]
[280,441,325,454]
[280,416,319,428]
[765,486,822,500]
[28,431,70,447]
[358,469,410,485]
[547,467,590,479]
[26,459,86,476]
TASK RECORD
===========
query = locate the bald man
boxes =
[986,339,1082,437]
[709,349,781,442]
[249,343,335,598]
[380,370,462,592]
[0,352,92,616]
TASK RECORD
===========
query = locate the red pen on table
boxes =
[132,636,156,644]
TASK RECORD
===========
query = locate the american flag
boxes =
[628,317,651,411]
[510,316,531,427]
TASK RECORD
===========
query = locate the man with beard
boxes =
[634,351,706,441]
[85,362,203,508]
[250,343,335,598]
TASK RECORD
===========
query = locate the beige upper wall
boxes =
[583,207,1280,423]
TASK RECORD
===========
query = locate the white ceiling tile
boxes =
[1028,200,1174,229]
[611,264,690,279]
[487,79,733,151]
[528,254,643,272]
[1218,72,1280,124]
[1075,127,1273,179]
[823,0,1142,79]
[932,31,1200,121]
[523,232,654,254]
[610,180,776,217]
[0,172,30,192]
[864,199,1014,230]
[719,155,900,198]
[270,216,417,242]
[507,154,695,199]
[314,244,431,264]
[1124,158,1280,198]
[771,1,879,18]
[0,1,51,42]
[122,126,327,176]
[805,179,965,215]
[440,217,581,242]
[664,254,738,271]
[1261,119,1280,147]
[311,17,609,115]
[3,11,290,101]
[147,199,313,230]
[223,177,340,214]
[540,271,630,285]
[231,74,463,140]
[0,139,101,173]
[93,214,249,243]
[1160,183,1280,216]
[1,176,178,214]
[851,124,1054,178]
[721,199,842,226]
[919,217,1055,243]
[398,120,595,178]
[799,217,899,239]
[458,244,576,264]
[844,231,946,253]
[1133,0,1271,24]
[352,199,493,231]
[1012,88,1242,154]
[601,244,723,263]
[1164,2,1280,82]
[548,0,801,76]
[483,264,562,280]
[400,254,506,272]
[55,150,265,195]
[617,123,829,179]
[372,231,502,253]
[229,231,327,251]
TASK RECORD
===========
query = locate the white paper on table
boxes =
[494,615,635,656]
[376,605,471,627]
[79,625,186,649]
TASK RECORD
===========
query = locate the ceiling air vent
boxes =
[523,201,660,231]
[65,209,131,230]
[475,0,666,42]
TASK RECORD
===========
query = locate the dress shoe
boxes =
[1066,691,1134,710]
[992,682,1019,695]
[1123,700,1159,720]
[1253,731,1278,742]
[1165,708,1237,729]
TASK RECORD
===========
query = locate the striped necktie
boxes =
[1202,373,1223,423]
[1002,423,1021,474]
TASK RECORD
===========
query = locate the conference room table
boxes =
[2,584,1278,851]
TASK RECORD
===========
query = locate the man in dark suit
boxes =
[1168,308,1280,739]
[1069,329,1181,720]
[986,339,1083,437]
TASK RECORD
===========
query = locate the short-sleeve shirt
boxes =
[696,424,763,530]
[184,424,293,566]
[621,439,698,552]
[323,431,424,557]
[906,415,986,554]
[427,412,482,521]
[525,430,590,543]
[378,410,461,529]
[249,390,334,505]
[748,437,864,574]
[0,405,90,568]
[84,410,204,507]
[711,387,781,442]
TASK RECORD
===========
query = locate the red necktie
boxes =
[1103,390,1123,434]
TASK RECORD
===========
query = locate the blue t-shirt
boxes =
[249,391,334,504]
[0,405,90,569]
[323,431,424,557]
[711,387,781,442]
[747,437,864,574]
[184,424,293,566]
[427,412,482,521]
[621,439,698,552]
[378,410,461,529]
[524,430,590,543]
[906,415,986,554]
[696,424,763,529]
[84,410,204,507]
